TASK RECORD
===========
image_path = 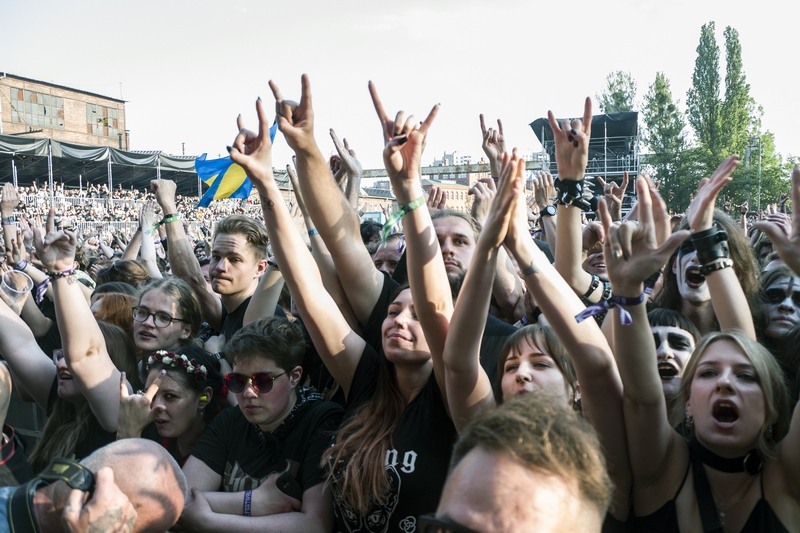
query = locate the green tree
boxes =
[686,21,722,171]
[719,26,753,158]
[597,71,637,113]
[642,72,692,212]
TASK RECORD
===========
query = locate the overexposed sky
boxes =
[2,0,797,176]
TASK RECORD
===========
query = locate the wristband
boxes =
[2,216,14,224]
[581,274,601,299]
[243,489,253,516]
[13,259,27,272]
[35,269,76,304]
[307,228,319,237]
[554,178,596,211]
[700,258,733,276]
[380,196,425,245]
[161,213,180,225]
[1,221,15,226]
[144,223,160,236]
[691,226,729,266]
[575,292,645,326]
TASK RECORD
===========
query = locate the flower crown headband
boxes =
[147,350,208,380]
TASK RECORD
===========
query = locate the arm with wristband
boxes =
[138,199,163,280]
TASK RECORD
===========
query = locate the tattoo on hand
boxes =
[259,194,274,211]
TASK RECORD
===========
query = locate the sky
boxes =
[2,0,797,181]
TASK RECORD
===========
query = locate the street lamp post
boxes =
[748,136,762,212]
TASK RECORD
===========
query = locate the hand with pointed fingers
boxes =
[597,172,629,221]
[62,467,137,533]
[469,177,497,226]
[582,221,605,252]
[270,75,316,154]
[533,171,556,211]
[426,187,447,216]
[330,129,363,179]
[117,371,164,438]
[33,209,76,272]
[228,99,275,190]
[755,167,800,275]
[329,154,346,187]
[9,232,27,265]
[740,200,749,215]
[600,178,690,296]
[722,196,732,214]
[368,82,438,195]
[480,114,507,176]
[686,155,739,232]
[547,98,592,180]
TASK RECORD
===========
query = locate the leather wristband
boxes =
[691,226,729,265]
[700,258,733,276]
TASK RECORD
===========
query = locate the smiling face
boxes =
[232,355,300,432]
[673,249,710,304]
[582,251,607,281]
[133,289,191,352]
[209,232,266,298]
[432,216,476,287]
[501,337,573,405]
[381,289,431,367]
[653,326,696,401]
[146,368,207,440]
[686,339,766,455]
[763,276,800,340]
[54,350,84,403]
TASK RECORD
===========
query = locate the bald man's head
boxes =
[79,439,187,532]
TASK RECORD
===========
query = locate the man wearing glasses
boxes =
[180,317,343,532]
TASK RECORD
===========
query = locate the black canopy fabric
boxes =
[529,111,638,159]
[0,133,199,195]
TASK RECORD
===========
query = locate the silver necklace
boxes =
[712,473,758,526]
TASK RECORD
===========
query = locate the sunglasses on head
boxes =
[764,288,800,307]
[224,371,286,394]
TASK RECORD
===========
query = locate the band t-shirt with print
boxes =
[330,345,457,533]
[191,389,343,493]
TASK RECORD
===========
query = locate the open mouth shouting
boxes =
[712,400,740,428]
[685,266,706,289]
[658,362,680,381]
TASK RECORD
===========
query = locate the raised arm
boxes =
[685,155,755,338]
[444,152,523,432]
[600,178,690,486]
[272,79,382,327]
[756,167,800,276]
[138,200,163,280]
[231,86,365,397]
[369,82,452,392]
[152,179,223,331]
[34,209,125,431]
[241,260,283,327]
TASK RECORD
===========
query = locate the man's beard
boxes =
[448,271,465,301]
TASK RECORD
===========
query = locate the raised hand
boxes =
[62,467,137,533]
[150,179,178,215]
[597,171,629,221]
[329,129,362,179]
[139,200,161,234]
[33,208,77,272]
[599,178,690,296]
[368,81,438,197]
[1,183,19,219]
[547,98,592,179]
[479,114,506,177]
[228,98,274,190]
[117,370,164,439]
[469,178,497,226]
[270,75,316,154]
[756,167,800,275]
[533,170,557,211]
[427,187,447,215]
[686,155,739,232]
[482,151,524,250]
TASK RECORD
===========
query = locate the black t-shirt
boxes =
[0,425,34,487]
[219,296,286,341]
[330,345,457,533]
[46,378,117,461]
[362,273,514,390]
[190,389,343,493]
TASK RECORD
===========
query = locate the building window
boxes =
[86,104,119,138]
[10,89,64,129]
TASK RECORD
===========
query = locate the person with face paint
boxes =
[647,309,701,403]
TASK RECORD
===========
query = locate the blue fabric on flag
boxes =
[195,122,278,208]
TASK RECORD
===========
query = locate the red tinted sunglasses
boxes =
[224,372,286,394]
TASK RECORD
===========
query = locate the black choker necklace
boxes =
[690,437,762,475]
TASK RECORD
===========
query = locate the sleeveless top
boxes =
[632,451,789,532]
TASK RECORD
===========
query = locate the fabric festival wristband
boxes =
[161,213,180,225]
[13,259,27,271]
[575,293,645,326]
[145,223,160,236]
[307,228,319,237]
[243,489,253,516]
[381,196,425,245]
[35,269,76,304]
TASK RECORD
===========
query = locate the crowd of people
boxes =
[0,75,797,533]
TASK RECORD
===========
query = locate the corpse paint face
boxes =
[652,326,696,401]
[673,242,710,304]
[763,276,800,340]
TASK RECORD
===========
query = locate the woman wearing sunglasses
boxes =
[224,80,456,533]
[180,317,344,532]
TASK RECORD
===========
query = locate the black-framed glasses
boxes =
[224,372,287,394]
[132,306,185,328]
[417,515,480,533]
[764,288,800,307]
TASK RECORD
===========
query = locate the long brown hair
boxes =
[321,285,413,514]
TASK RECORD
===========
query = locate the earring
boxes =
[685,414,694,430]
[199,409,204,418]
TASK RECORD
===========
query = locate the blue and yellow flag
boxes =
[195,123,278,209]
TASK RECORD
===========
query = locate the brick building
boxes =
[0,72,128,149]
